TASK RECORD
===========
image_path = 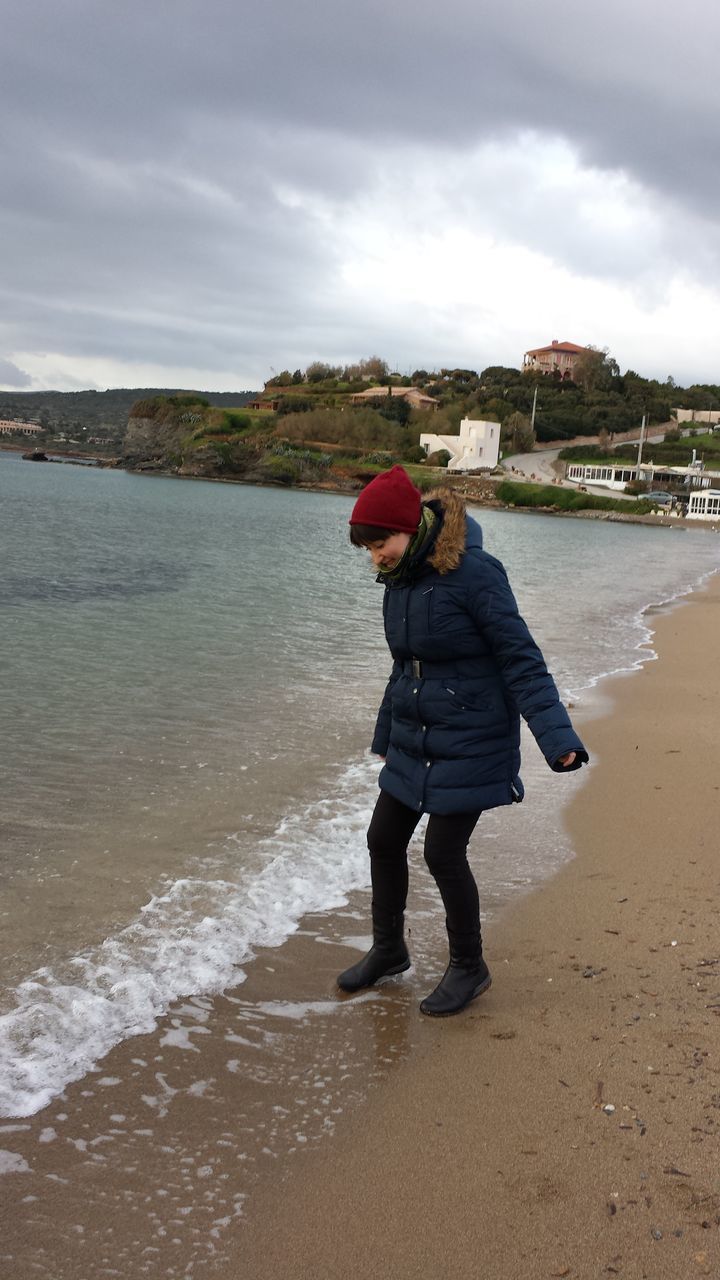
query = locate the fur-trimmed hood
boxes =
[424,487,479,575]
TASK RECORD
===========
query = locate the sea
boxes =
[1,449,719,1273]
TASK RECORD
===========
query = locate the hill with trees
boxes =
[244,350,717,447]
[5,352,717,508]
[113,349,717,516]
[0,387,256,450]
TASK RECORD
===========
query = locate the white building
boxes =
[419,418,500,472]
[687,489,720,520]
[566,461,719,492]
[0,420,43,437]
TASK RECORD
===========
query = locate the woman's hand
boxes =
[557,751,577,768]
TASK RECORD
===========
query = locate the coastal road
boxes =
[502,426,672,499]
[502,447,563,484]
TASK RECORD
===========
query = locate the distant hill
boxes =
[0,387,258,445]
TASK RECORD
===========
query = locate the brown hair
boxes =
[349,523,398,547]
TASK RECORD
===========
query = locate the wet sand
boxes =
[2,575,719,1279]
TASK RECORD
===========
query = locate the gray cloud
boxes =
[1,0,719,388]
[0,358,31,387]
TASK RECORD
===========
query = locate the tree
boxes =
[276,396,314,416]
[361,393,412,425]
[502,411,536,453]
[439,368,478,384]
[359,355,389,381]
[305,361,333,382]
[480,365,522,384]
[572,346,620,392]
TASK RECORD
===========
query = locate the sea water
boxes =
[1,449,718,1116]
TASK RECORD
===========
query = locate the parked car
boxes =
[644,491,673,505]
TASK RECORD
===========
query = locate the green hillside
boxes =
[0,386,256,449]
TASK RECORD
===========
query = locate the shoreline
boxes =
[3,444,716,529]
[2,575,719,1276]
[112,466,720,529]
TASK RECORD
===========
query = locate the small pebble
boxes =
[602,1104,616,1115]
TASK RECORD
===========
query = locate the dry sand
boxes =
[219,575,720,1280]
[3,575,719,1280]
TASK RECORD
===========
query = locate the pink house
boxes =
[522,340,588,380]
[349,386,438,411]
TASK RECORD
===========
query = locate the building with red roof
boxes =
[522,340,589,379]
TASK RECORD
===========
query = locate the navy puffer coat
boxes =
[372,489,588,814]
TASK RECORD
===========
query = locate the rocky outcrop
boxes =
[122,414,265,480]
[122,416,187,468]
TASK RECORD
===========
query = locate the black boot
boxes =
[337,910,410,993]
[420,931,491,1017]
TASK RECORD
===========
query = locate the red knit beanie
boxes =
[349,465,422,533]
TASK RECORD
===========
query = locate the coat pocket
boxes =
[443,685,489,713]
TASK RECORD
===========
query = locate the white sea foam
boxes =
[0,1150,32,1175]
[250,994,378,1020]
[0,760,377,1118]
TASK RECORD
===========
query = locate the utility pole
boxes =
[637,413,646,467]
[531,385,539,431]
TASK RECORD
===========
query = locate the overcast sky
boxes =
[2,0,719,393]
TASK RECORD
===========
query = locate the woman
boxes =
[338,465,588,1016]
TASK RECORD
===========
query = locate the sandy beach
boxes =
[2,573,719,1279]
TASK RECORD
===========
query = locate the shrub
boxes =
[360,450,395,466]
[253,454,304,484]
[358,394,412,425]
[270,441,332,469]
[276,396,314,416]
[172,394,210,408]
[222,411,252,432]
[559,444,611,461]
[128,394,210,424]
[496,480,653,515]
[277,406,414,454]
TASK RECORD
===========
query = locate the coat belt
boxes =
[400,658,486,679]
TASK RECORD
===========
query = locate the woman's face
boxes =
[365,531,412,570]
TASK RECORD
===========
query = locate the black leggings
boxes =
[367,789,482,938]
